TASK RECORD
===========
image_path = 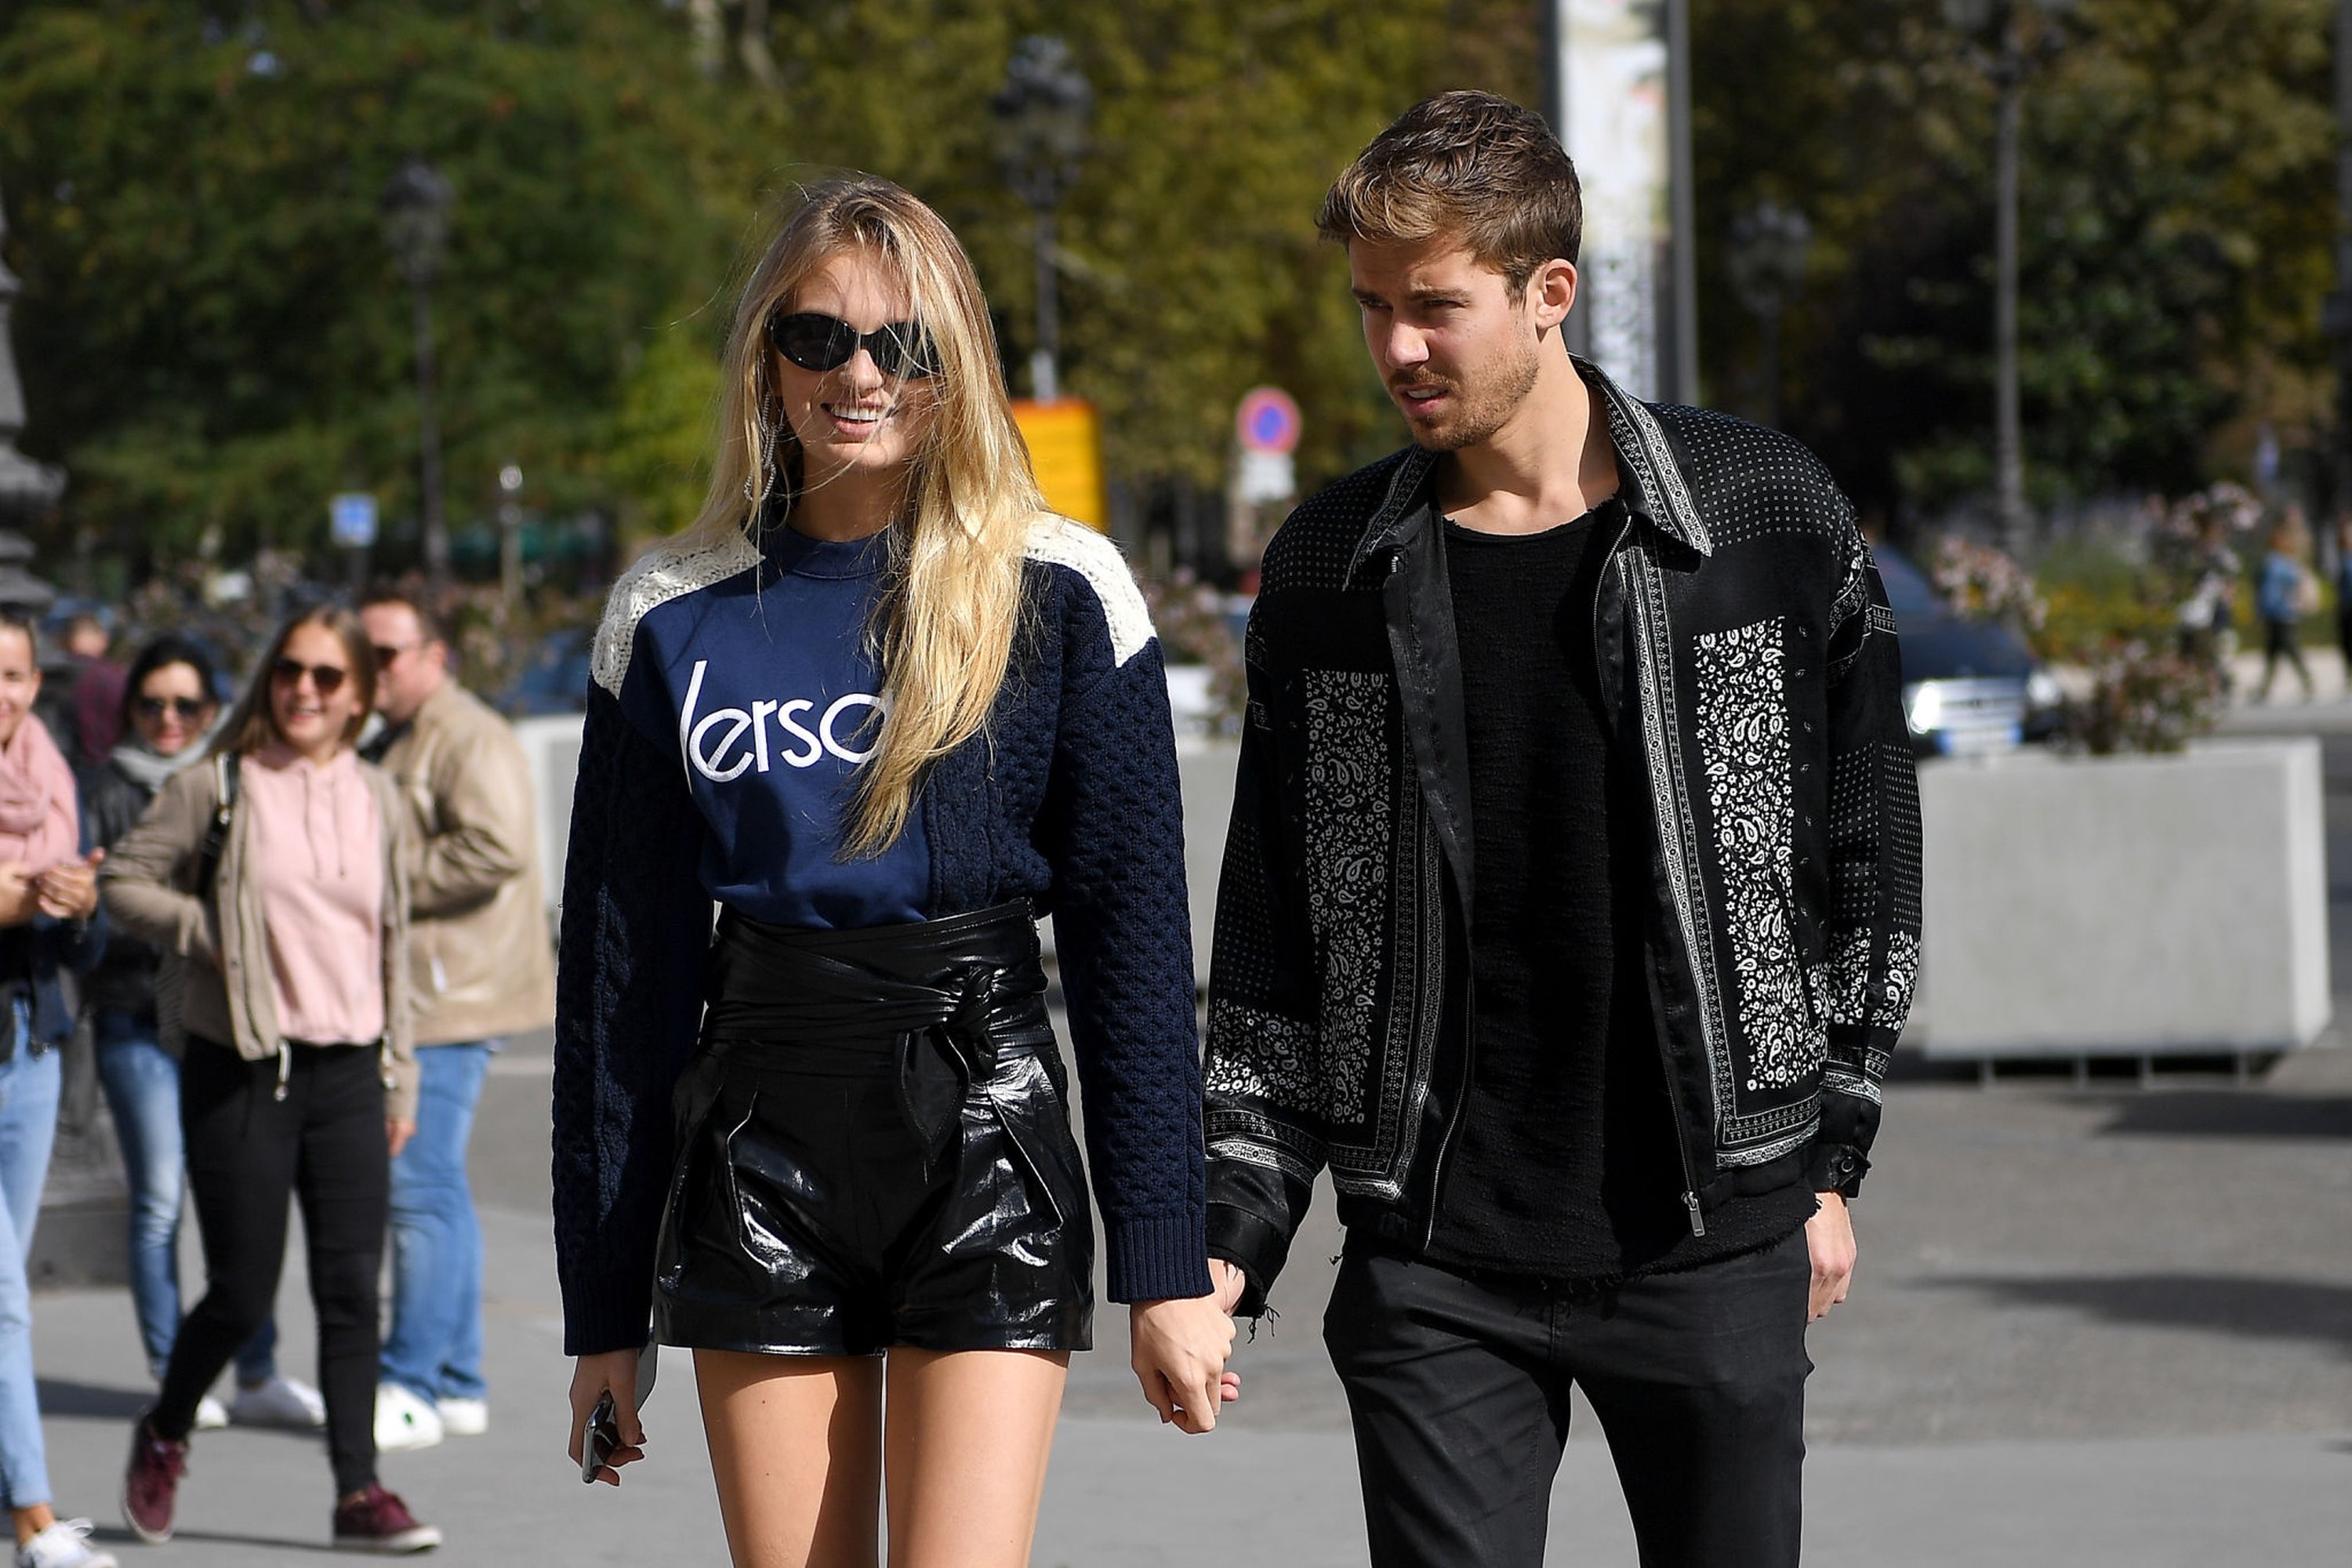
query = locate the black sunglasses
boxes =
[765,311,938,379]
[135,695,209,720]
[271,658,348,696]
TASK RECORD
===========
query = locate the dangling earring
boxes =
[745,397,782,504]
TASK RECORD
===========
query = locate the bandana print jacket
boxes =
[1203,360,1922,1310]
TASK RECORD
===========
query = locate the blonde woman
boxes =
[554,177,1232,1567]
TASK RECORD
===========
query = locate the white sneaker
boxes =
[372,1381,444,1453]
[191,1393,228,1431]
[230,1373,326,1429]
[16,1518,118,1568]
[434,1396,488,1437]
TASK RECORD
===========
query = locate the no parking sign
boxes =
[1235,387,1302,455]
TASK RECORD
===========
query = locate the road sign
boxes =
[329,492,378,550]
[1235,387,1301,456]
[1011,398,1108,532]
[1237,448,1295,506]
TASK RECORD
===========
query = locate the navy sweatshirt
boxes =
[622,524,929,927]
[552,514,1210,1356]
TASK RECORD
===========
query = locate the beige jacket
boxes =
[101,751,419,1121]
[374,681,555,1046]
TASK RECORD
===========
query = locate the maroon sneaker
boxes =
[331,1486,441,1554]
[121,1414,187,1544]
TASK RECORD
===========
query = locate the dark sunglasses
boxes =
[765,311,938,379]
[271,658,349,695]
[135,695,209,720]
[371,644,411,668]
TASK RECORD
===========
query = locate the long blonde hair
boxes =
[678,178,1043,856]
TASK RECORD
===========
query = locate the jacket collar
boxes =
[1343,354,1711,586]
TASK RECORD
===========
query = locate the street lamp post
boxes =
[0,167,66,532]
[990,36,1092,403]
[1947,0,2072,561]
[381,158,455,586]
[1726,201,1812,431]
[497,461,524,614]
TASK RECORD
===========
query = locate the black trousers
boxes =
[1323,1229,1812,1568]
[154,1037,388,1497]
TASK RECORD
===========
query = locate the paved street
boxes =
[23,719,2352,1564]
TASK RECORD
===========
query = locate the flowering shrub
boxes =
[1931,535,2046,630]
[1137,567,1244,735]
[2062,640,2224,755]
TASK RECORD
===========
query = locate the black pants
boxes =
[154,1038,388,1497]
[1323,1230,1812,1568]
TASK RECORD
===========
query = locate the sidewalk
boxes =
[29,1197,2350,1566]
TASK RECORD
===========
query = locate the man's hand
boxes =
[387,1118,416,1160]
[1208,1257,1248,1316]
[1806,1190,1857,1323]
[34,849,102,921]
[1130,1294,1238,1433]
[567,1350,648,1486]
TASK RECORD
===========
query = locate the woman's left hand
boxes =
[387,1118,416,1160]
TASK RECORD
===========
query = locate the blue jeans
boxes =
[93,1011,277,1385]
[382,1040,495,1403]
[0,1036,60,1510]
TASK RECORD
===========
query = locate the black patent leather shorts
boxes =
[651,902,1094,1357]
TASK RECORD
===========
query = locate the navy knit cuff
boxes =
[1103,1211,1213,1303]
[561,1276,652,1359]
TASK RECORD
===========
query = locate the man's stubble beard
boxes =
[1400,332,1544,454]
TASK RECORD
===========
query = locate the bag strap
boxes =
[192,752,241,901]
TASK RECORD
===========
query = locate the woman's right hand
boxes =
[567,1350,647,1486]
[0,862,35,927]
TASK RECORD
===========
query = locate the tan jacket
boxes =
[375,681,555,1046]
[101,751,419,1121]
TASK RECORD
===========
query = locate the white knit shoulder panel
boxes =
[590,529,764,696]
[1024,514,1155,667]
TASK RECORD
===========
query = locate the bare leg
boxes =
[883,1348,1069,1568]
[697,1348,884,1568]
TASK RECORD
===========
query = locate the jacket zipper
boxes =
[1600,528,1708,1240]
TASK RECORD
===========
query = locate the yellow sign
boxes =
[1011,398,1108,532]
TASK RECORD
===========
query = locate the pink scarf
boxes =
[0,713,80,875]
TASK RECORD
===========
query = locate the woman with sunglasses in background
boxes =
[0,609,116,1568]
[557,176,1231,1568]
[103,606,439,1554]
[78,637,325,1439]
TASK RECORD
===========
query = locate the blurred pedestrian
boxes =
[554,178,1225,1566]
[58,615,125,772]
[0,610,118,1568]
[2254,510,2315,702]
[2333,514,2352,677]
[77,636,325,1433]
[103,606,439,1554]
[358,590,554,1453]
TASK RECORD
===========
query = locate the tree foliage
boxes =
[0,0,2336,571]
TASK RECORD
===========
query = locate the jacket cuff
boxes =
[561,1276,653,1358]
[1206,1201,1294,1317]
[1104,1211,1212,1303]
[1804,1139,1871,1198]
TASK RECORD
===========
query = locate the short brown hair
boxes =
[1318,90,1583,292]
[358,585,446,645]
[216,604,379,757]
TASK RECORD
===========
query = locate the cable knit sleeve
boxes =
[1033,562,1211,1305]
[551,681,714,1356]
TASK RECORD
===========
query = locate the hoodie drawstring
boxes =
[274,1040,291,1102]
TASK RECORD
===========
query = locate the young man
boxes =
[358,592,556,1450]
[1202,92,1920,1567]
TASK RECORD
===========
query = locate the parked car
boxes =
[496,626,593,716]
[1874,545,2064,757]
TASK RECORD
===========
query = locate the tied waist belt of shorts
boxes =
[700,898,1056,1150]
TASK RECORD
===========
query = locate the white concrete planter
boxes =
[1913,739,2332,1058]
